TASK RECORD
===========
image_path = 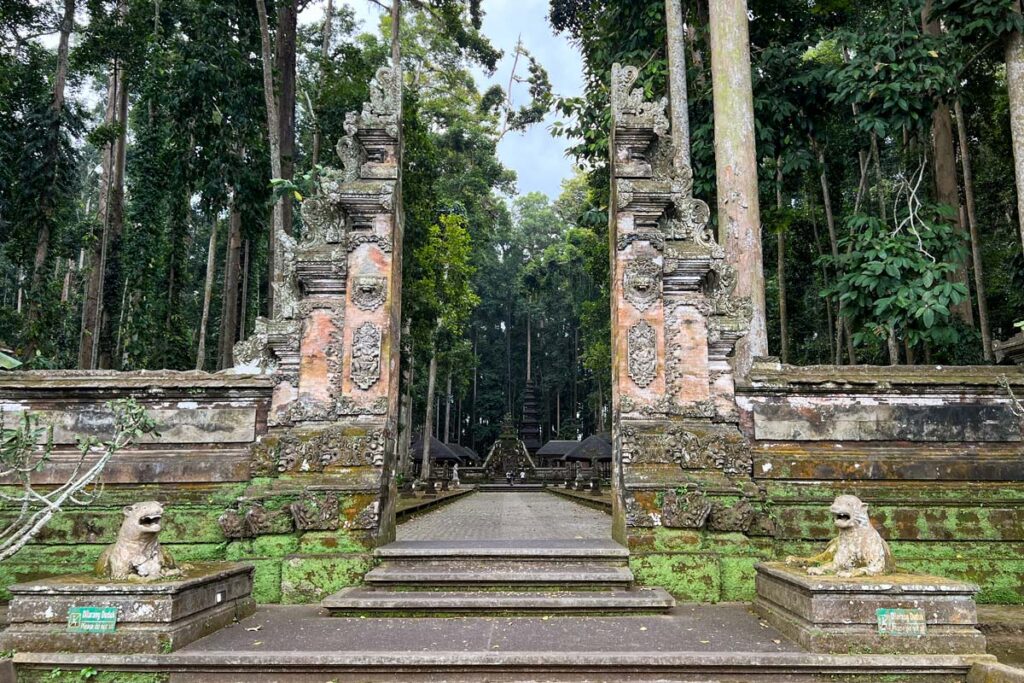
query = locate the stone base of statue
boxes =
[0,562,255,655]
[753,562,986,655]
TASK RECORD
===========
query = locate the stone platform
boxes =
[0,562,255,654]
[13,603,1003,682]
[754,562,986,655]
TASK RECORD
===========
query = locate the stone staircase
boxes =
[475,482,546,492]
[322,539,674,616]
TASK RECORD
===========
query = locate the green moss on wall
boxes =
[280,554,373,604]
[630,554,721,602]
[17,670,168,683]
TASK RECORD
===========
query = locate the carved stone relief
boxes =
[627,320,658,388]
[347,233,393,253]
[708,498,756,533]
[344,500,380,530]
[624,496,657,528]
[300,195,344,245]
[337,396,389,416]
[275,427,387,473]
[352,276,387,311]
[351,322,382,390]
[617,232,665,252]
[290,490,340,531]
[611,63,669,135]
[661,489,712,529]
[624,256,661,312]
[218,502,294,539]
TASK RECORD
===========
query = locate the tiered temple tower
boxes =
[519,380,542,454]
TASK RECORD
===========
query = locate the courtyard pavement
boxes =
[396,491,612,541]
[179,603,800,655]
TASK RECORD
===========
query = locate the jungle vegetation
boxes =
[2,0,1024,454]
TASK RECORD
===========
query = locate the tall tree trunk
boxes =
[776,161,789,363]
[28,0,75,314]
[256,0,285,317]
[815,142,856,364]
[97,75,129,370]
[276,0,297,239]
[887,325,900,365]
[808,193,835,362]
[391,0,401,66]
[195,215,219,372]
[310,0,334,172]
[923,1,974,326]
[79,60,127,370]
[444,371,452,443]
[398,320,413,474]
[239,238,250,339]
[471,330,477,452]
[1008,0,1024,255]
[217,197,242,369]
[420,340,438,481]
[665,0,690,168]
[953,100,993,361]
[525,312,532,383]
[709,0,767,380]
[555,391,560,436]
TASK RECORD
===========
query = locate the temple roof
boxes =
[409,435,463,463]
[536,440,579,456]
[448,443,480,464]
[562,434,612,462]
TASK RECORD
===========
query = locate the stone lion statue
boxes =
[785,494,894,578]
[95,501,179,580]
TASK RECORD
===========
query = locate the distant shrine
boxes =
[481,415,536,477]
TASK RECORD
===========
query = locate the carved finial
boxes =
[610,63,669,135]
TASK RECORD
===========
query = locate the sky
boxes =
[317,0,585,201]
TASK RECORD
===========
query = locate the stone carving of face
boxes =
[632,271,655,295]
[123,501,164,536]
[829,494,868,530]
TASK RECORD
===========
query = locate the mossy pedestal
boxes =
[754,562,986,655]
[0,562,254,655]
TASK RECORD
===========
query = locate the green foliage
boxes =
[823,207,970,352]
[828,3,955,138]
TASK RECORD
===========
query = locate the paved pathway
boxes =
[180,603,800,655]
[397,491,611,541]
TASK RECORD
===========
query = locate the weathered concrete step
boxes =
[16,650,985,682]
[365,561,633,588]
[477,483,546,491]
[322,587,675,615]
[375,539,629,561]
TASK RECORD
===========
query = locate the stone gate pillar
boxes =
[234,65,403,546]
[608,64,759,549]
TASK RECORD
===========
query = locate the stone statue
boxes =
[95,501,179,580]
[785,495,894,578]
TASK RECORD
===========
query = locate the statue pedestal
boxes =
[0,562,254,654]
[754,562,986,654]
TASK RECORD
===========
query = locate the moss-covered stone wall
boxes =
[626,362,1024,604]
[0,372,373,606]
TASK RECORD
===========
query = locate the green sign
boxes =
[876,608,927,636]
[67,606,118,633]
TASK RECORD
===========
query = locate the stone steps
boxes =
[476,483,546,491]
[374,539,629,561]
[364,561,635,588]
[322,586,676,615]
[16,648,986,682]
[324,537,668,616]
